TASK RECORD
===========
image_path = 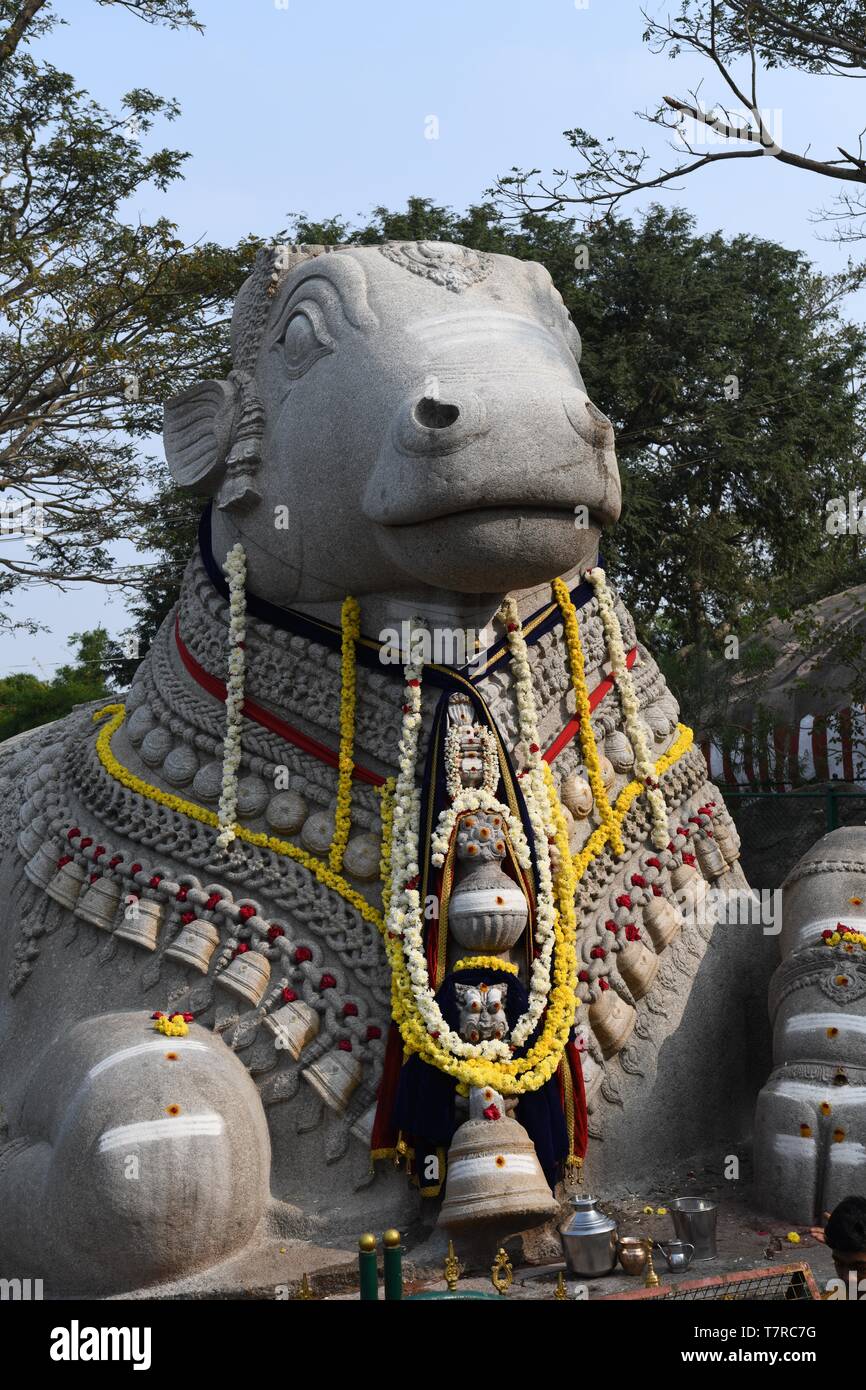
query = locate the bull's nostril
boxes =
[414,396,460,429]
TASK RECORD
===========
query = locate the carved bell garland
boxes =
[30,829,384,1078]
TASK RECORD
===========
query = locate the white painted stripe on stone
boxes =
[448,1153,539,1180]
[784,1013,866,1039]
[98,1113,224,1152]
[87,1038,209,1083]
[766,1078,866,1102]
[449,888,527,912]
[827,1142,866,1165]
[771,1134,813,1157]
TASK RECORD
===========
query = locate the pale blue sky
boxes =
[4,0,864,675]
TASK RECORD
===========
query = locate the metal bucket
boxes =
[669,1197,718,1261]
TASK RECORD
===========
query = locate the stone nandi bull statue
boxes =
[0,241,754,1295]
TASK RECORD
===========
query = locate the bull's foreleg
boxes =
[0,1011,271,1294]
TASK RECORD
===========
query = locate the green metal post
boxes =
[358,1233,379,1301]
[383,1229,403,1300]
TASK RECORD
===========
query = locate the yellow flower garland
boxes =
[572,723,693,879]
[91,634,695,1096]
[92,705,384,932]
[552,576,623,856]
[453,956,519,976]
[329,595,360,874]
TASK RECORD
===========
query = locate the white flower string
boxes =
[216,543,247,850]
[587,566,670,849]
[385,601,562,1060]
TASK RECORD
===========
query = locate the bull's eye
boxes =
[278,301,334,379]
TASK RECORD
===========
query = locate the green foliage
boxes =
[0,0,255,628]
[0,627,111,739]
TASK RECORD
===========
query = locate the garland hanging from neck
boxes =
[585,566,670,850]
[216,542,247,850]
[329,596,361,873]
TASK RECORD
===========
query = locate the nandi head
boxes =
[164,241,621,614]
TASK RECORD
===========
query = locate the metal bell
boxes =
[263,997,319,1060]
[616,937,659,1000]
[642,893,683,952]
[75,875,122,932]
[45,858,86,910]
[301,1048,362,1112]
[695,836,727,880]
[588,988,637,1058]
[215,946,271,1005]
[437,1114,558,1232]
[165,917,220,974]
[113,896,163,951]
[24,841,63,891]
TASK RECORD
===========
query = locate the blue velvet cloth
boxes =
[393,966,569,1194]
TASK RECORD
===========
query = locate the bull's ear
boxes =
[163,379,236,494]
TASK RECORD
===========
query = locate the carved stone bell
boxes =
[713,817,740,865]
[74,875,122,932]
[616,937,659,1000]
[437,1113,558,1233]
[262,997,319,1060]
[301,1048,362,1112]
[642,893,683,952]
[45,858,87,910]
[695,836,727,881]
[588,988,637,1058]
[670,862,708,916]
[17,822,45,864]
[113,896,163,952]
[24,841,63,891]
[605,730,634,773]
[216,946,271,1005]
[561,773,593,820]
[165,916,221,973]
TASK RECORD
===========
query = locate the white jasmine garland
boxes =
[217,543,247,850]
[385,603,562,1061]
[587,567,670,849]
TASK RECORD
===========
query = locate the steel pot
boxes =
[560,1195,618,1278]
